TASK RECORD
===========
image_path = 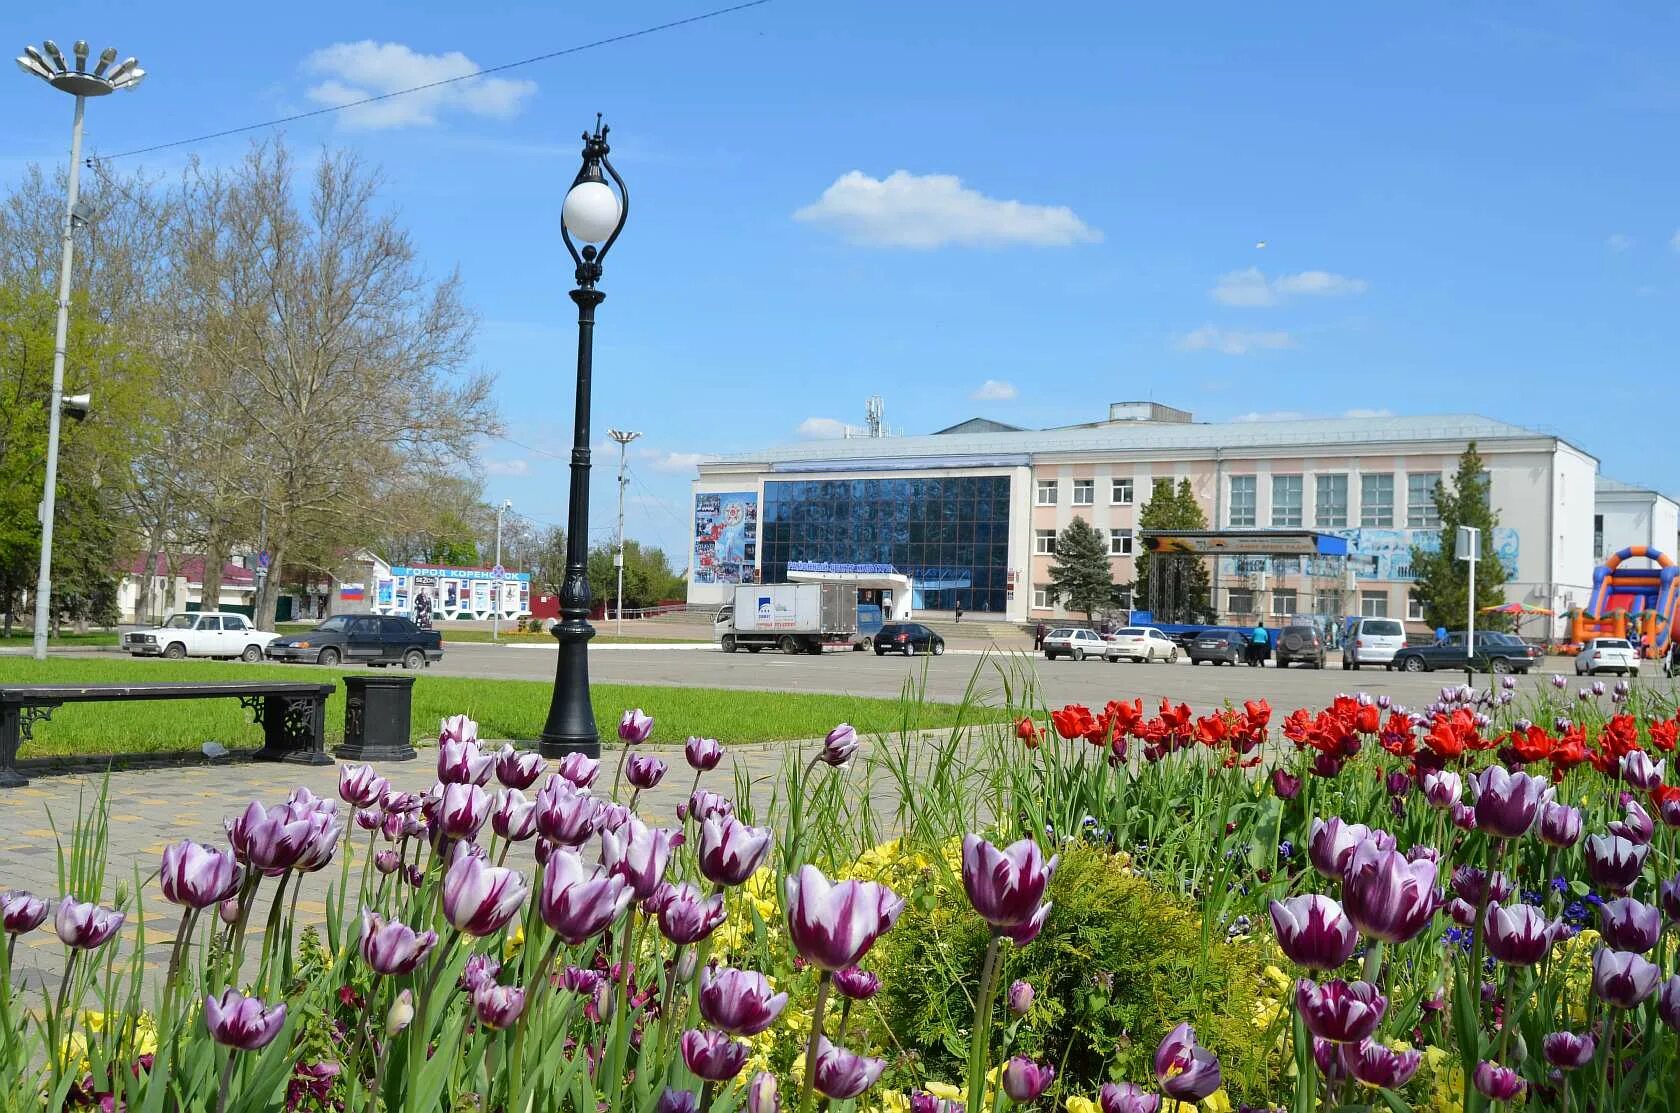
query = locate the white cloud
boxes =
[645,450,706,475]
[483,458,531,476]
[1176,325,1297,355]
[302,41,536,129]
[797,417,849,440]
[1606,232,1633,252]
[793,170,1100,249]
[1341,407,1394,419]
[1211,267,1368,307]
[1671,229,1680,252]
[970,379,1018,401]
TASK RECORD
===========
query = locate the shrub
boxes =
[868,843,1279,1101]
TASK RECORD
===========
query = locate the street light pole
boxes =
[608,428,641,634]
[540,116,628,759]
[16,41,144,660]
[492,498,512,642]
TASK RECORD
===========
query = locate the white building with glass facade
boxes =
[688,403,1621,635]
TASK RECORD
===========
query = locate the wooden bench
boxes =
[0,681,336,788]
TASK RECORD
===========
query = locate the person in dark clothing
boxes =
[1033,622,1047,650]
[954,603,963,624]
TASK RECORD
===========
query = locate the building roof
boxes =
[1595,475,1677,502]
[932,417,1027,435]
[125,553,255,587]
[701,412,1574,470]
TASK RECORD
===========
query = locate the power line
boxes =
[89,0,775,164]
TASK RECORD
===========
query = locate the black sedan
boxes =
[266,614,443,668]
[1186,630,1246,666]
[1389,631,1541,674]
[872,622,945,656]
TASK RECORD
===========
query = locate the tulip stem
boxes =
[798,971,833,1113]
[213,1051,236,1113]
[966,934,1003,1113]
[700,1080,719,1113]
[604,911,640,1113]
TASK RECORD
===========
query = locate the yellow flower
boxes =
[926,1082,964,1103]
[881,1091,911,1113]
[1163,1092,1232,1113]
[1066,1096,1101,1113]
[502,922,525,961]
[1262,965,1291,993]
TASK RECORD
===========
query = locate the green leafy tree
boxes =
[1409,442,1508,631]
[587,539,686,613]
[1133,478,1212,621]
[1044,516,1114,621]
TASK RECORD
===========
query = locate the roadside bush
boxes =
[868,842,1279,1101]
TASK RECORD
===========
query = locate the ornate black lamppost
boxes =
[539,116,628,759]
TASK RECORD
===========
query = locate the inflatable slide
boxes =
[1572,546,1678,658]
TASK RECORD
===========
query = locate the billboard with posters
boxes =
[693,492,758,585]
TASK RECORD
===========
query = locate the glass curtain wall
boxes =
[760,476,1012,612]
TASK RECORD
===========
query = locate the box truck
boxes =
[714,582,881,654]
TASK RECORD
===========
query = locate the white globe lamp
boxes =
[563,179,620,244]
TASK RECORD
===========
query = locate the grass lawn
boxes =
[0,656,972,758]
[0,632,119,646]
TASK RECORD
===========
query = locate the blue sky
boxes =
[6,2,1678,563]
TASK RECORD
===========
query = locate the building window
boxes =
[1271,475,1303,528]
[1407,596,1425,621]
[1360,590,1389,618]
[1272,589,1298,616]
[1035,479,1058,505]
[1111,478,1134,505]
[1072,479,1095,506]
[1034,529,1058,556]
[1229,476,1257,528]
[1360,473,1394,527]
[1315,474,1348,528]
[1406,473,1441,528]
[1226,589,1254,614]
[1032,585,1050,610]
[1109,529,1134,556]
[1593,514,1604,560]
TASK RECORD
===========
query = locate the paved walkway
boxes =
[0,738,807,994]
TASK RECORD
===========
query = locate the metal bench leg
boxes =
[0,707,27,788]
[255,696,333,766]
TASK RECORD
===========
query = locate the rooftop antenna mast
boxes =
[864,395,884,438]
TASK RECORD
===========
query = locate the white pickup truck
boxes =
[122,611,279,662]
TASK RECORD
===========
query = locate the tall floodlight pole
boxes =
[1459,524,1481,688]
[492,499,512,642]
[608,428,641,634]
[539,116,628,759]
[16,40,145,660]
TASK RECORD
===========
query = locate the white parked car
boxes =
[1042,627,1108,661]
[123,612,279,662]
[1576,637,1638,677]
[1343,617,1407,670]
[1104,626,1179,663]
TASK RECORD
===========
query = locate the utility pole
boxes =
[492,499,511,642]
[608,429,641,634]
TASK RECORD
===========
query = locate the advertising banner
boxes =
[694,492,758,585]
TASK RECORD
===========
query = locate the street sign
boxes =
[490,564,506,576]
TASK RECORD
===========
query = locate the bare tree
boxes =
[175,142,495,625]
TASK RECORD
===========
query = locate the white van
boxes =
[1343,617,1407,670]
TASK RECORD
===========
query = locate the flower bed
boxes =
[2,672,1679,1110]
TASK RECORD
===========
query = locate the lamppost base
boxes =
[538,620,601,760]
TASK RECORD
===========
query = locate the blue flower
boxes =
[1278,841,1295,860]
[1550,877,1569,893]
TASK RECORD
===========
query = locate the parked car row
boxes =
[123,611,442,668]
[1041,626,1179,663]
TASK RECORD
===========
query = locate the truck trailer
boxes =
[714,582,881,654]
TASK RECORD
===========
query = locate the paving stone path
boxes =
[0,738,811,996]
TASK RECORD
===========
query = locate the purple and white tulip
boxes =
[784,864,904,971]
[203,989,287,1050]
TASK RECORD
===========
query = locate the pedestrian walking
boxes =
[1033,621,1046,651]
[954,602,964,624]
[1247,619,1270,667]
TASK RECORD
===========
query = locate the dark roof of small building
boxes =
[932,417,1026,435]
